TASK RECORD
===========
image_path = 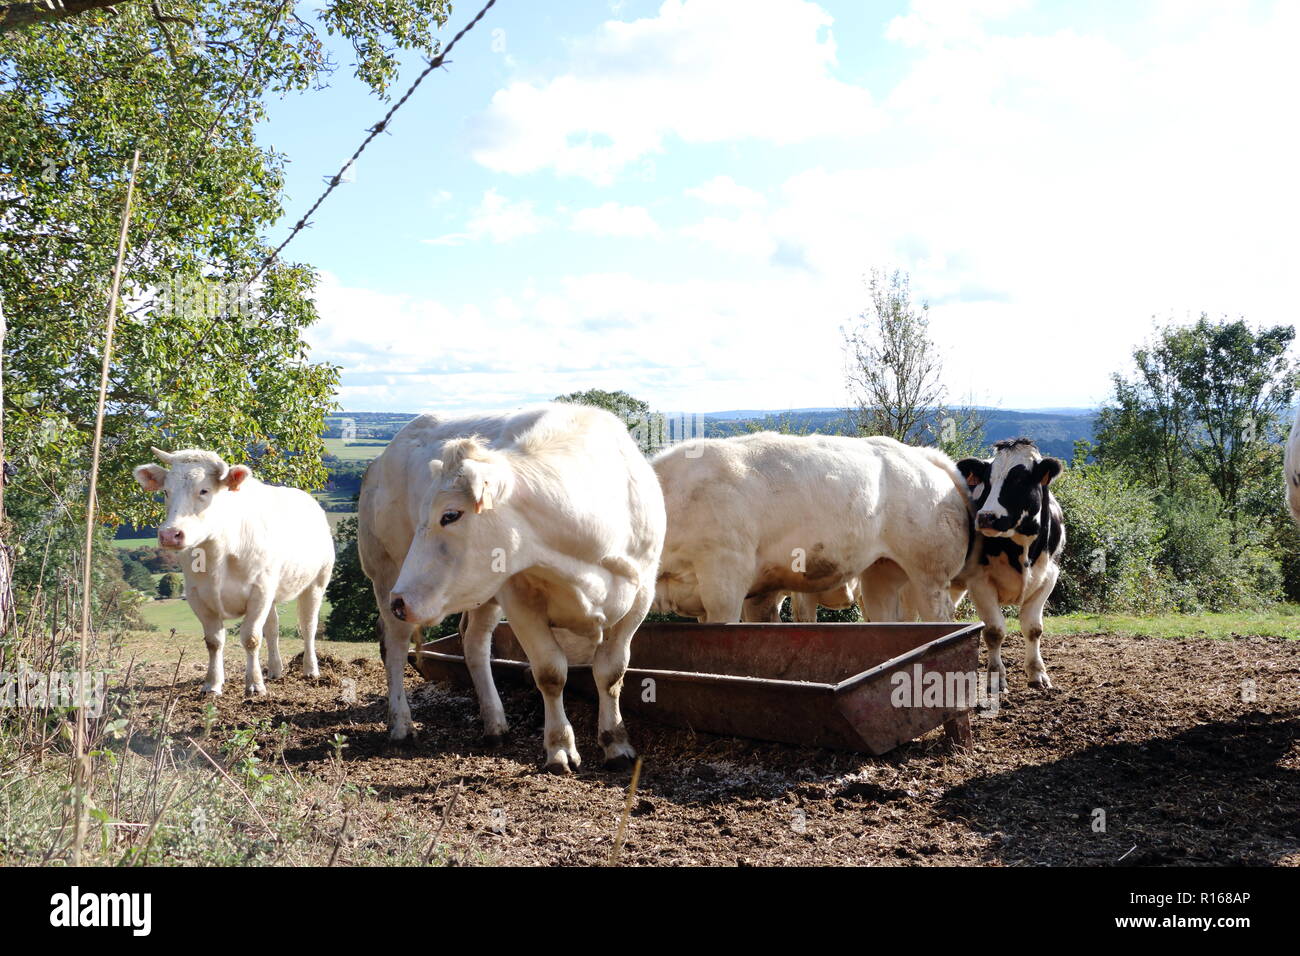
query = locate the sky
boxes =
[261,0,1300,415]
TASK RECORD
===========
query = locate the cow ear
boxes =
[459,457,513,514]
[1034,457,1062,486]
[956,458,989,489]
[133,463,167,492]
[224,464,253,491]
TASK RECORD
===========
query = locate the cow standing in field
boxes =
[359,404,665,773]
[1286,405,1300,525]
[652,433,970,624]
[954,439,1066,690]
[132,448,334,696]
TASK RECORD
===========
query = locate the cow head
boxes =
[132,447,252,550]
[388,437,519,626]
[957,439,1061,542]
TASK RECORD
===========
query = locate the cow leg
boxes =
[591,585,651,771]
[695,557,749,623]
[966,576,1008,692]
[742,592,784,623]
[790,592,818,622]
[502,598,579,773]
[860,562,904,622]
[193,603,227,696]
[374,582,420,740]
[296,574,326,680]
[1020,567,1059,689]
[460,603,508,744]
[240,589,275,696]
[264,605,283,680]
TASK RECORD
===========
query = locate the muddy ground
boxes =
[131,632,1300,866]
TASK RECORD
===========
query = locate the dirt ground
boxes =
[129,631,1300,866]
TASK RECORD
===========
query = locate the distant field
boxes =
[114,534,156,549]
[323,437,389,461]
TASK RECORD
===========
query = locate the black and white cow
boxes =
[954,438,1066,690]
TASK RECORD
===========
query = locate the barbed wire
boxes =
[159,0,499,389]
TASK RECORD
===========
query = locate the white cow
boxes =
[359,404,665,773]
[1286,405,1300,526]
[653,433,970,623]
[132,448,334,696]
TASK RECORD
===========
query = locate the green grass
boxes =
[323,437,389,461]
[113,534,156,549]
[126,593,379,668]
[1041,606,1300,640]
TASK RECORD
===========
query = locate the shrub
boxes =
[157,572,185,599]
[1049,464,1168,614]
[324,517,379,641]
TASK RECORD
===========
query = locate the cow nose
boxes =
[390,595,407,621]
[159,527,184,548]
[976,512,996,529]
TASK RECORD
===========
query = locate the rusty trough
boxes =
[412,621,982,755]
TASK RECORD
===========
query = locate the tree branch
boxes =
[0,1,131,35]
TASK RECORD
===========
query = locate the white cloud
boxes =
[424,188,545,245]
[570,202,661,237]
[313,2,1300,414]
[685,175,766,209]
[469,0,881,184]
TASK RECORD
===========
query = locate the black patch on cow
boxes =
[967,440,1066,574]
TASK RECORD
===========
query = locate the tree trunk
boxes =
[0,301,11,635]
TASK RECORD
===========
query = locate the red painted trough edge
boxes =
[411,620,983,755]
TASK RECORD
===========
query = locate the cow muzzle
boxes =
[158,527,185,549]
[389,595,408,621]
[976,511,1011,535]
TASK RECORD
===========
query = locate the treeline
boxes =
[1051,316,1297,613]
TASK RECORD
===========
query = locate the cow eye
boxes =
[199,489,209,496]
[440,510,463,527]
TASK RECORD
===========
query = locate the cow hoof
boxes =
[602,753,635,773]
[1028,677,1053,690]
[483,733,506,749]
[245,686,267,698]
[544,759,573,775]
[200,686,223,697]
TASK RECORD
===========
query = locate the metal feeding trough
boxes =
[411,621,982,755]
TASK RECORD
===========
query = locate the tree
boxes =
[555,388,664,453]
[157,571,183,599]
[117,552,153,591]
[1096,315,1296,527]
[324,516,378,641]
[842,268,986,453]
[0,2,452,544]
[554,389,650,427]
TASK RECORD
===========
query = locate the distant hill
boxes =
[328,406,1097,461]
[698,407,1094,460]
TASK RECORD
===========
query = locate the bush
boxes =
[1155,497,1283,612]
[157,572,185,599]
[324,518,378,641]
[1049,464,1168,614]
[118,554,154,592]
